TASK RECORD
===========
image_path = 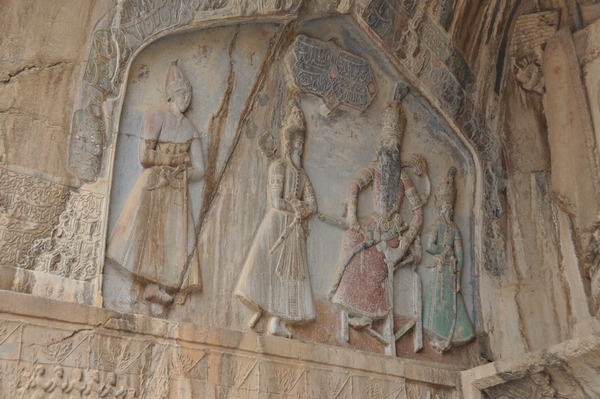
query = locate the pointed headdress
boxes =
[165,60,192,100]
[381,99,407,143]
[282,99,306,149]
[436,166,457,208]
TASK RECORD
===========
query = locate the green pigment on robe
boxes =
[422,219,475,345]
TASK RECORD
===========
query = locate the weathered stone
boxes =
[2,0,600,397]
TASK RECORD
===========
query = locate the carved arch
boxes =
[65,0,498,333]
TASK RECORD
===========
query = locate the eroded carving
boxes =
[70,0,234,183]
[69,105,106,184]
[426,0,455,31]
[285,35,377,112]
[509,11,560,95]
[235,100,317,338]
[0,167,70,268]
[484,371,559,399]
[107,61,204,314]
[0,316,457,398]
[423,167,474,354]
[21,368,134,399]
[586,220,600,314]
[360,1,507,285]
[327,97,425,355]
[19,190,104,282]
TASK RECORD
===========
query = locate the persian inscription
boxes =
[0,168,70,268]
[286,35,377,112]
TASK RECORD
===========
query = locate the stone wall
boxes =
[1,0,600,397]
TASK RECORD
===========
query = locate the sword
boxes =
[317,213,349,230]
[328,226,407,298]
[269,217,301,255]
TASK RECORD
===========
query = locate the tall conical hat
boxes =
[437,166,457,208]
[381,99,407,143]
[165,60,192,99]
[282,99,305,146]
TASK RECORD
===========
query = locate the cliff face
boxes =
[1,0,599,397]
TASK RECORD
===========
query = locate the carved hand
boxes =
[382,237,409,266]
[171,164,186,180]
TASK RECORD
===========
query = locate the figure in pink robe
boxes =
[330,99,423,327]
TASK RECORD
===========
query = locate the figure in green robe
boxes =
[423,167,474,354]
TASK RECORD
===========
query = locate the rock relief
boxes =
[106,61,204,317]
[235,99,317,339]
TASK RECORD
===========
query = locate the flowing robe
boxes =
[235,158,317,322]
[422,219,474,344]
[331,161,423,319]
[107,107,202,292]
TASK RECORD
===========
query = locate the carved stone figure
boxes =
[328,97,423,353]
[103,372,126,399]
[509,11,560,96]
[48,366,68,399]
[513,54,545,95]
[235,100,317,338]
[530,372,558,398]
[26,365,54,399]
[423,167,474,354]
[86,370,103,399]
[107,61,204,312]
[65,369,90,399]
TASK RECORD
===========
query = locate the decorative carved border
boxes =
[353,0,507,279]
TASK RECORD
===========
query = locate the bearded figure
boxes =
[235,100,317,338]
[329,99,424,330]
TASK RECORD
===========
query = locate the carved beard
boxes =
[378,148,401,214]
[291,149,302,170]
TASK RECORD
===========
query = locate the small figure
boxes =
[27,365,54,399]
[102,372,126,399]
[107,60,204,314]
[422,167,474,354]
[48,366,68,399]
[64,369,91,399]
[86,370,104,399]
[530,372,557,399]
[235,100,317,338]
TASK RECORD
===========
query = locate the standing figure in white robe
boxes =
[235,101,317,338]
[107,61,204,311]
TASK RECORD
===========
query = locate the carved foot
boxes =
[429,339,450,355]
[267,317,293,339]
[248,311,262,330]
[348,316,372,331]
[144,284,173,305]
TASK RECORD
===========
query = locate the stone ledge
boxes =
[0,290,462,389]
